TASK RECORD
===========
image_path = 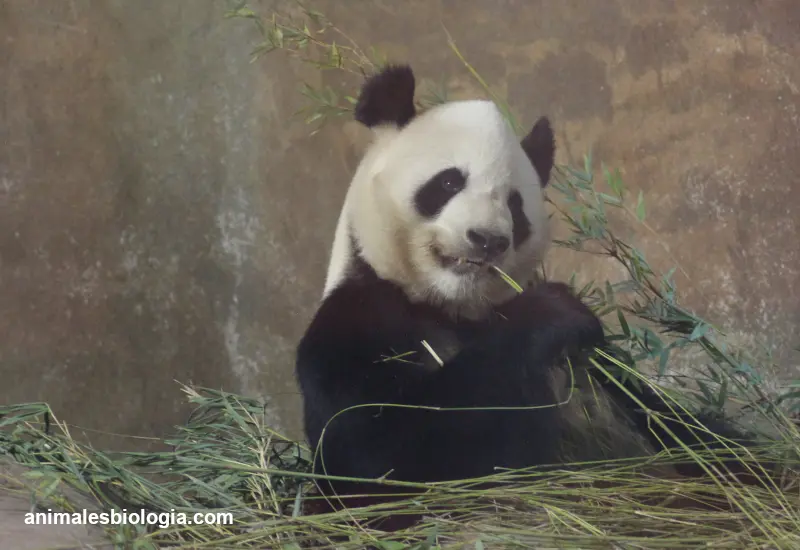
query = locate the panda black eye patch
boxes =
[413,167,468,219]
[508,190,531,248]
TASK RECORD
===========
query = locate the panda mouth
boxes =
[432,247,490,273]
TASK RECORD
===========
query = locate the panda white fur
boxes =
[296,65,755,521]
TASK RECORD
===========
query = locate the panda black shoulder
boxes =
[309,253,412,339]
[298,254,417,352]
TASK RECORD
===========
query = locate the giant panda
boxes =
[295,64,759,528]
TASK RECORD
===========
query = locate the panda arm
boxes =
[296,279,432,404]
[297,280,599,414]
[297,278,470,481]
[433,281,606,406]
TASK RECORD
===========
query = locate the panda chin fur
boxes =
[297,64,769,532]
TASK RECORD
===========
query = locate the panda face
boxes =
[324,66,555,315]
[415,165,526,273]
[353,100,553,310]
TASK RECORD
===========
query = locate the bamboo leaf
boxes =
[689,323,710,342]
[658,347,671,376]
[636,190,646,222]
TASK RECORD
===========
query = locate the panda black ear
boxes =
[521,116,555,188]
[354,64,417,129]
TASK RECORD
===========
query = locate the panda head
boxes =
[327,65,556,317]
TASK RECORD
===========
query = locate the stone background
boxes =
[2,0,798,455]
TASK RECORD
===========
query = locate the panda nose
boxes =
[466,228,510,259]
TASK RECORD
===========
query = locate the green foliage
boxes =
[2,393,798,548]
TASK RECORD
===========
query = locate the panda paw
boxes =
[498,282,605,353]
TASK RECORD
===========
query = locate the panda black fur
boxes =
[295,65,756,518]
